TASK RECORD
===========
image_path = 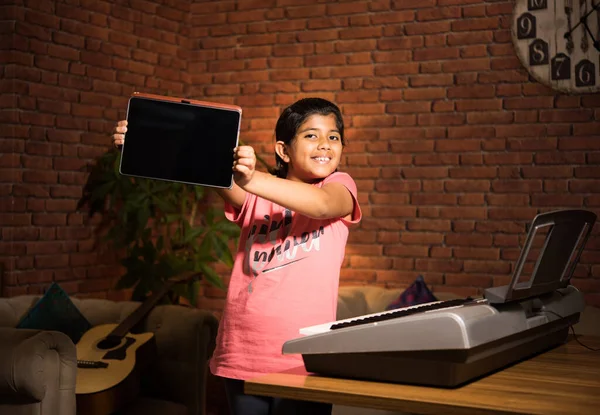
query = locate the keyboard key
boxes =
[330,298,476,330]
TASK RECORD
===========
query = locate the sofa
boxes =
[0,296,219,415]
[0,328,76,415]
[332,285,600,415]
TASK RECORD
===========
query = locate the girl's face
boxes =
[275,113,343,183]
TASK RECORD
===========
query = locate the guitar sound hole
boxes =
[97,336,121,350]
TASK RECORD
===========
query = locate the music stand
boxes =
[484,209,597,304]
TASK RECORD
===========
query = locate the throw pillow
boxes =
[386,275,438,310]
[16,282,91,344]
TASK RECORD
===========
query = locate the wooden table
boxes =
[245,336,600,415]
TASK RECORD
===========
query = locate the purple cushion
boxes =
[386,275,437,310]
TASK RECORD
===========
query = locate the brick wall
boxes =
[1,0,192,298]
[2,0,599,309]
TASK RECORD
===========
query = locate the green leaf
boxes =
[204,207,215,224]
[212,219,241,236]
[215,234,234,266]
[165,214,181,224]
[153,197,177,213]
[187,279,200,307]
[137,206,150,230]
[198,263,225,289]
[115,271,139,290]
[116,255,146,289]
[194,186,204,200]
[131,279,151,302]
[197,236,213,258]
[148,181,170,194]
[90,181,115,203]
[183,224,205,244]
[141,239,156,264]
[113,151,122,175]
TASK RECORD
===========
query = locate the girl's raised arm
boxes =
[243,172,354,220]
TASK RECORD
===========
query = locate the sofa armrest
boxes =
[141,305,219,415]
[0,328,76,413]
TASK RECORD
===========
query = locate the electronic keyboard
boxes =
[282,209,596,387]
[283,285,584,387]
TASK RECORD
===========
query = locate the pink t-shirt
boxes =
[209,172,362,380]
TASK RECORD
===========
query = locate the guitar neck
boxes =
[108,280,177,339]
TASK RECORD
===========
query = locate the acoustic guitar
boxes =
[75,275,197,415]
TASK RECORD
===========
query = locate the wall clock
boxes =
[511,0,600,93]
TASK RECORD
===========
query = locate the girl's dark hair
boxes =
[271,97,345,178]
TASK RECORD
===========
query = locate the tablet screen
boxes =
[120,96,241,189]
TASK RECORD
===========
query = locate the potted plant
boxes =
[77,148,240,305]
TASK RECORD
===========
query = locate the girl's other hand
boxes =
[233,145,257,187]
[112,120,127,148]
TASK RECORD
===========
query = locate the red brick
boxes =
[532,194,585,207]
[387,101,431,113]
[460,45,488,58]
[377,36,423,51]
[457,193,484,205]
[327,2,369,15]
[418,113,465,125]
[448,31,494,45]
[417,6,461,21]
[521,166,573,178]
[559,137,600,150]
[540,109,594,123]
[452,17,500,32]
[575,167,600,178]
[443,58,490,72]
[339,27,382,40]
[463,260,510,274]
[414,46,460,61]
[50,186,83,198]
[448,85,496,99]
[35,254,69,269]
[496,124,546,137]
[467,111,514,124]
[409,74,452,87]
[571,180,600,193]
[335,39,377,53]
[392,0,436,9]
[534,152,586,165]
[331,65,373,78]
[405,21,451,35]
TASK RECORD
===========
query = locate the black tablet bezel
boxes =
[119,94,242,189]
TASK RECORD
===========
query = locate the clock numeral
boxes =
[551,53,571,80]
[527,0,547,10]
[517,13,537,39]
[529,39,549,66]
[575,59,596,87]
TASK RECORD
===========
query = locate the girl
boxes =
[113,97,362,415]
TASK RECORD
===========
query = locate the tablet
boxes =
[119,92,242,189]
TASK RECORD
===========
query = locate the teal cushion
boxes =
[16,282,91,344]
